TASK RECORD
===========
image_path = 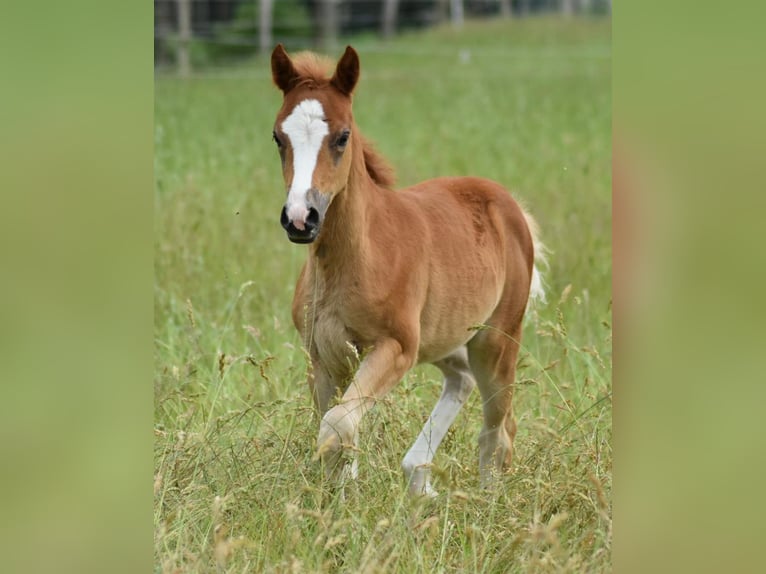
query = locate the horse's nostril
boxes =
[306,207,320,227]
[280,206,290,230]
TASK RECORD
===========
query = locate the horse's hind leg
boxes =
[467,322,522,487]
[401,346,476,496]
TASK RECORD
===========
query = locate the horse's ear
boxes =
[271,44,299,94]
[331,46,360,96]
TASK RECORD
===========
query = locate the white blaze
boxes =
[281,99,329,227]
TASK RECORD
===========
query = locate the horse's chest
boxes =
[312,306,362,376]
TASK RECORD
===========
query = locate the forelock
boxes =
[290,52,335,89]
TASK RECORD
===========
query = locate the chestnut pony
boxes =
[270,45,546,495]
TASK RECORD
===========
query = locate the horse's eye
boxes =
[272,131,283,148]
[336,131,350,149]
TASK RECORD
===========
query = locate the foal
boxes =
[270,45,546,495]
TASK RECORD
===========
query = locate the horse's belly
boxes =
[416,274,503,364]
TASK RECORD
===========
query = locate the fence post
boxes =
[177,0,191,77]
[382,0,400,39]
[318,0,339,52]
[499,0,512,18]
[259,0,274,55]
[450,0,464,28]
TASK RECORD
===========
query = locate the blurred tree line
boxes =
[154,0,611,70]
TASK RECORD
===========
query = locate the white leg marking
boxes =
[281,99,329,227]
[402,347,475,496]
[318,401,364,483]
[342,432,360,481]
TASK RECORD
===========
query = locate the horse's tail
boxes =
[521,209,548,306]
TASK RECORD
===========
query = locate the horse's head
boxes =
[271,44,360,244]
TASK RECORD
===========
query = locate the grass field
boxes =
[155,16,612,573]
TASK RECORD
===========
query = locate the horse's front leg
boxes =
[308,354,341,417]
[308,355,356,481]
[316,337,416,484]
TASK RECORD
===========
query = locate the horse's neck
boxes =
[310,140,380,278]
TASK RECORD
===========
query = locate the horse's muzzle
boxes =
[281,205,320,244]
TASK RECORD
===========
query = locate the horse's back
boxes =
[401,176,533,271]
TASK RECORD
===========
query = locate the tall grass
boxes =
[155,17,611,573]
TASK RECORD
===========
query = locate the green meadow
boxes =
[155,17,612,573]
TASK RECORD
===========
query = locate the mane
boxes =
[359,134,396,188]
